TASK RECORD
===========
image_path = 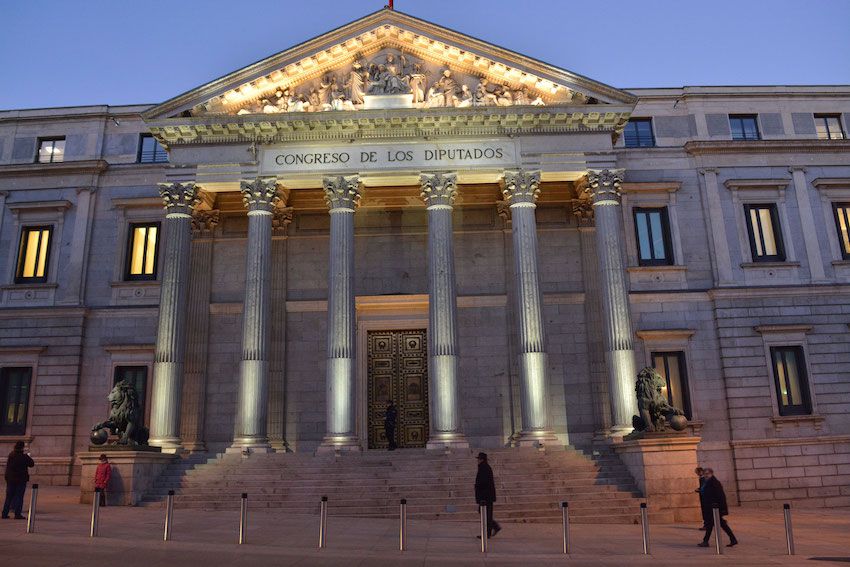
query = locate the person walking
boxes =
[695,466,707,530]
[384,401,398,451]
[95,454,112,506]
[698,468,738,547]
[475,452,501,539]
[3,441,34,519]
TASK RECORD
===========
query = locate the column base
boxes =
[180,441,208,453]
[270,440,291,453]
[227,436,272,454]
[148,437,184,454]
[317,435,362,453]
[426,432,469,450]
[511,429,560,448]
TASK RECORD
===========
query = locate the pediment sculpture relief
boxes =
[194,49,598,117]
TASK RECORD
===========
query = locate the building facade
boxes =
[1,10,849,508]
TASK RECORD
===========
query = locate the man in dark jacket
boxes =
[695,466,707,530]
[474,452,501,538]
[698,468,738,547]
[384,401,397,451]
[3,441,35,519]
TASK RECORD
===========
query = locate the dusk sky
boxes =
[1,0,849,110]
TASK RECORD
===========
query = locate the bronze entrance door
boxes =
[367,330,429,449]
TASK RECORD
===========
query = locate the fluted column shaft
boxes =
[320,175,362,451]
[587,169,639,432]
[502,170,557,445]
[150,182,199,452]
[232,178,279,450]
[420,173,468,448]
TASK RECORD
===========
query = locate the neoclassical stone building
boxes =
[1,9,849,509]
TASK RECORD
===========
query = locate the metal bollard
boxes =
[639,502,650,555]
[318,496,328,549]
[479,503,488,553]
[238,493,248,545]
[399,498,407,552]
[26,484,38,534]
[90,488,101,538]
[712,504,723,555]
[163,490,175,541]
[783,503,795,555]
[561,501,570,554]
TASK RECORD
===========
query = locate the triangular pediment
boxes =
[144,9,635,121]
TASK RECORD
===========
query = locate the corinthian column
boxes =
[420,173,469,449]
[231,177,280,452]
[319,175,362,452]
[586,169,638,433]
[149,182,199,452]
[502,170,557,446]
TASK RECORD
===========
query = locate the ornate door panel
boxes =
[367,330,429,449]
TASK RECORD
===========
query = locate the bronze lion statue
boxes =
[91,380,149,445]
[632,367,685,433]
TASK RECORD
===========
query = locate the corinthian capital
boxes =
[323,175,361,212]
[241,177,281,213]
[502,170,541,206]
[419,172,457,208]
[586,169,625,205]
[158,182,199,216]
[191,209,221,234]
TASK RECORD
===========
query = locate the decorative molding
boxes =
[103,344,155,354]
[812,178,850,191]
[754,324,813,334]
[723,178,790,192]
[0,159,108,178]
[0,346,46,355]
[620,182,681,194]
[272,207,294,232]
[770,414,825,432]
[6,200,72,214]
[729,432,848,448]
[635,329,696,341]
[191,209,221,234]
[111,197,163,209]
[740,261,800,269]
[685,139,850,156]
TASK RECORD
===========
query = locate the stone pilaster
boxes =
[699,168,734,286]
[586,169,638,433]
[502,170,557,445]
[150,182,199,452]
[789,167,827,283]
[232,177,280,451]
[419,173,468,448]
[319,175,362,451]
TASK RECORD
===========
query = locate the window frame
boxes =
[633,206,674,266]
[743,203,786,262]
[123,221,161,281]
[729,114,761,141]
[832,202,850,260]
[14,225,54,284]
[769,345,813,417]
[623,118,656,148]
[651,350,692,420]
[36,137,66,164]
[0,367,33,436]
[814,114,845,140]
[137,134,168,164]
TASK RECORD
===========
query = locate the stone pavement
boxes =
[1,487,848,566]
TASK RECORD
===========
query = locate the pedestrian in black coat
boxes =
[694,466,707,530]
[384,401,397,451]
[3,441,34,519]
[698,468,738,547]
[474,452,501,538]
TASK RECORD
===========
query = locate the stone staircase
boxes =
[142,446,646,523]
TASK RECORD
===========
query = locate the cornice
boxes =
[0,159,109,178]
[685,139,850,156]
[812,178,850,190]
[621,182,681,194]
[723,178,790,192]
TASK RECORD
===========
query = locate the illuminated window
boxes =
[815,114,845,140]
[0,367,32,435]
[744,204,785,262]
[833,203,850,259]
[138,134,168,163]
[652,351,691,419]
[15,226,53,283]
[114,366,147,420]
[633,207,674,266]
[37,137,65,163]
[125,222,160,281]
[770,346,812,416]
[624,118,655,148]
[729,115,760,140]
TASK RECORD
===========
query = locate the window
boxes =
[15,226,53,283]
[0,368,32,436]
[633,207,674,266]
[729,115,760,140]
[114,366,147,419]
[124,222,160,280]
[834,203,850,259]
[770,346,812,416]
[652,352,692,419]
[37,138,65,163]
[744,204,785,262]
[138,134,168,163]
[623,118,655,148]
[815,114,845,140]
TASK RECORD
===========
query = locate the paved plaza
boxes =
[1,487,848,566]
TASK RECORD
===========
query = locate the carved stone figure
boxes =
[631,367,686,433]
[91,381,150,446]
[408,64,427,104]
[346,61,367,105]
[474,78,499,106]
[425,69,459,107]
[456,84,473,108]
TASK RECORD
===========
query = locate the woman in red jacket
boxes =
[94,454,111,506]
